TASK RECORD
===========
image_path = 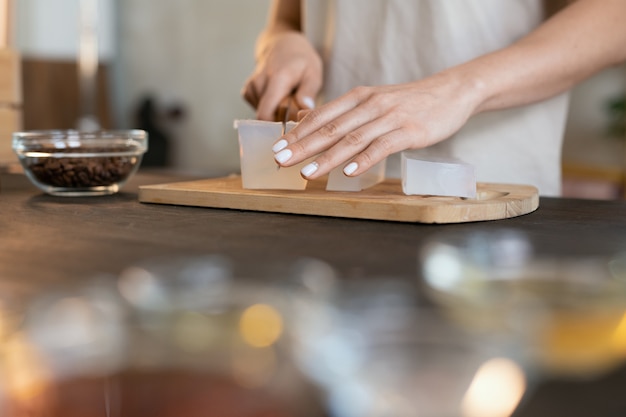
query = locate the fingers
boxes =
[242,71,316,124]
[242,73,292,121]
[273,93,373,169]
[337,128,408,177]
[241,78,259,109]
[294,73,320,112]
[257,74,296,121]
[272,88,414,180]
[299,121,405,180]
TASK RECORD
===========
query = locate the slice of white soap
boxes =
[235,119,308,190]
[326,159,387,192]
[401,152,476,198]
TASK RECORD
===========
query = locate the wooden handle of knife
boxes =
[274,94,302,123]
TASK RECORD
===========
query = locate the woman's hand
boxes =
[272,70,483,179]
[241,31,322,121]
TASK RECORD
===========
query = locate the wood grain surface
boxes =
[138,175,539,223]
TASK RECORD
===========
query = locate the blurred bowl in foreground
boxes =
[420,229,626,377]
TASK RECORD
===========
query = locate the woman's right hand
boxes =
[241,31,323,121]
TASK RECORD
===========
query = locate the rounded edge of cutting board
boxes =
[409,183,540,223]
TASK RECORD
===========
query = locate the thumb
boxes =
[295,94,316,111]
[294,78,320,111]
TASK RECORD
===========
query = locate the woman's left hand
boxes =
[272,70,482,179]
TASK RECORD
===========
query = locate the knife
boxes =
[276,95,293,170]
[277,95,293,136]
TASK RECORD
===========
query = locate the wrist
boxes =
[437,65,490,117]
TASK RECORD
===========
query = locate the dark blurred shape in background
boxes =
[135,94,185,168]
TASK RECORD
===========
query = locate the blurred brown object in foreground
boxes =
[5,371,301,417]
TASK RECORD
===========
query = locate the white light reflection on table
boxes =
[461,357,526,417]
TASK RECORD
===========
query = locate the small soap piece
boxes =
[401,152,476,198]
[326,159,386,192]
[235,119,308,190]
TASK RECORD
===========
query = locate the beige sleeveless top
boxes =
[303,0,569,196]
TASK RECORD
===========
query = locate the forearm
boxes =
[454,0,626,115]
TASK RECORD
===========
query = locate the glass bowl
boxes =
[419,229,626,378]
[12,129,148,196]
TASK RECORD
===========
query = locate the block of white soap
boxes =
[235,119,309,190]
[326,159,387,192]
[401,152,476,198]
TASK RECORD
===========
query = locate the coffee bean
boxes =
[24,146,140,189]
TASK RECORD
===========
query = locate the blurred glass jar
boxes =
[284,258,527,417]
[420,229,626,378]
[0,278,128,417]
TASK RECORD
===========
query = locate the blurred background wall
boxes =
[15,0,117,132]
[112,0,264,173]
[15,0,264,175]
[12,0,626,196]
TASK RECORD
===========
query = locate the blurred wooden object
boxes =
[562,162,625,200]
[0,0,10,49]
[21,59,112,131]
[0,0,21,169]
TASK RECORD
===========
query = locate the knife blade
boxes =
[277,95,292,136]
[276,95,293,170]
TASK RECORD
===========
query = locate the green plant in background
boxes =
[606,93,626,138]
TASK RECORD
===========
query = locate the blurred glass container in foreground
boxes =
[420,229,626,378]
[12,129,148,196]
[284,263,526,417]
[0,255,320,417]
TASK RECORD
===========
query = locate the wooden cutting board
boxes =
[138,175,539,224]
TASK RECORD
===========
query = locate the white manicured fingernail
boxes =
[301,162,319,177]
[273,139,288,152]
[275,149,293,164]
[343,162,358,176]
[302,96,315,109]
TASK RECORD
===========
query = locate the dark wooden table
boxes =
[2,169,626,416]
